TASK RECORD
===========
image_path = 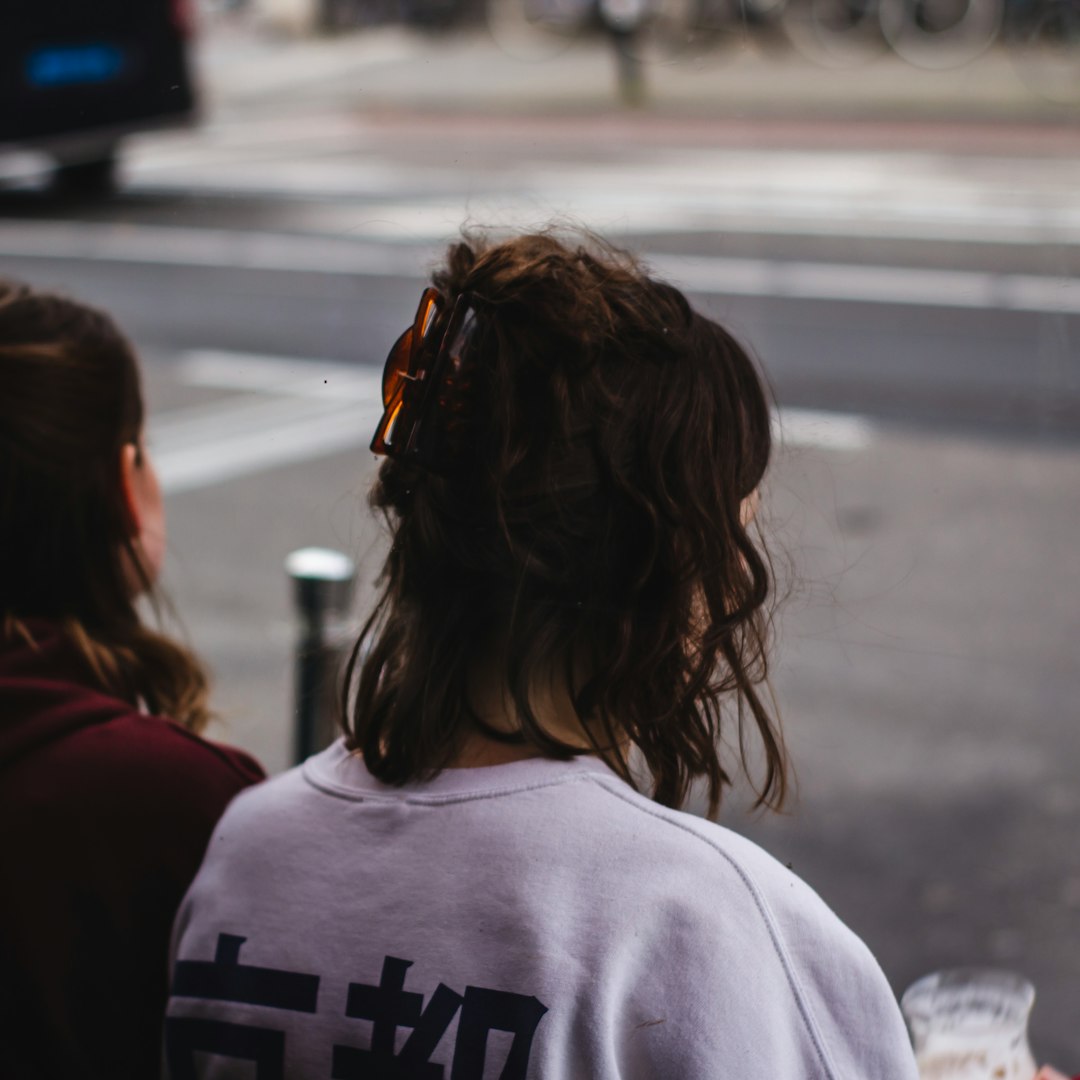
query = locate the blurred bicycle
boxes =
[780,0,1004,66]
[1005,0,1080,102]
[486,0,1074,75]
[779,0,885,66]
[879,0,1005,67]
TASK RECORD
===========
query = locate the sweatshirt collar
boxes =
[303,737,623,803]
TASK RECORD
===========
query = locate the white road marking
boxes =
[771,408,874,451]
[649,254,1080,315]
[155,401,373,495]
[177,349,382,401]
[2,219,1077,314]
[120,142,1080,248]
[151,349,871,494]
[154,353,384,494]
[0,220,432,278]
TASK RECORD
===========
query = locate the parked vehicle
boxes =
[0,0,198,193]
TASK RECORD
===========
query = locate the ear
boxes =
[119,442,143,538]
[740,489,760,528]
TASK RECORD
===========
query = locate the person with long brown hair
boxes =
[166,231,918,1078]
[0,281,264,1079]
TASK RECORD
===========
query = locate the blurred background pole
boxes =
[285,547,357,765]
[599,0,648,106]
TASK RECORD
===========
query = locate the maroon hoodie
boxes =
[0,621,264,1079]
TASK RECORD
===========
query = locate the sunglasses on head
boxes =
[370,287,477,469]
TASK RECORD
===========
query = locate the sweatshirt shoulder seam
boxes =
[588,776,842,1080]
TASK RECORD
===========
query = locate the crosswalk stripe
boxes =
[176,349,382,401]
[0,220,433,277]
[649,254,1080,315]
[772,409,873,451]
[3,219,1077,314]
[120,143,1080,248]
[154,353,384,494]
[155,401,376,495]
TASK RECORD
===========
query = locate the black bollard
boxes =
[285,547,356,765]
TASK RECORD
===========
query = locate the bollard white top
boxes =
[284,547,356,582]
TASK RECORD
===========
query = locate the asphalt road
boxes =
[2,72,1079,1064]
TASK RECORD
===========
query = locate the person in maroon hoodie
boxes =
[0,280,265,1079]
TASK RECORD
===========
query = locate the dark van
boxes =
[0,0,197,192]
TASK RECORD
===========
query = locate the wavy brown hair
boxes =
[346,231,786,815]
[0,280,211,731]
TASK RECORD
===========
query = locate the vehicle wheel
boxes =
[52,151,119,197]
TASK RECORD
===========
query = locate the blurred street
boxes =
[2,10,1079,1064]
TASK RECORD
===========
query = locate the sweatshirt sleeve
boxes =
[585,783,920,1080]
[0,713,265,1080]
[83,716,267,941]
[730,834,921,1080]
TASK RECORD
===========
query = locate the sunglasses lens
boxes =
[417,292,439,344]
[382,327,412,407]
[381,401,403,447]
[374,288,467,462]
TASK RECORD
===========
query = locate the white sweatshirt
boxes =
[166,739,919,1080]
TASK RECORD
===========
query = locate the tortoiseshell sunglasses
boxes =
[370,287,476,468]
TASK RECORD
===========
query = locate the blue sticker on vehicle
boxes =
[26,44,126,89]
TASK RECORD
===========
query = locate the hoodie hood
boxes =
[0,620,135,772]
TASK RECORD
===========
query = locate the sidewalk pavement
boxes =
[194,14,1080,141]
